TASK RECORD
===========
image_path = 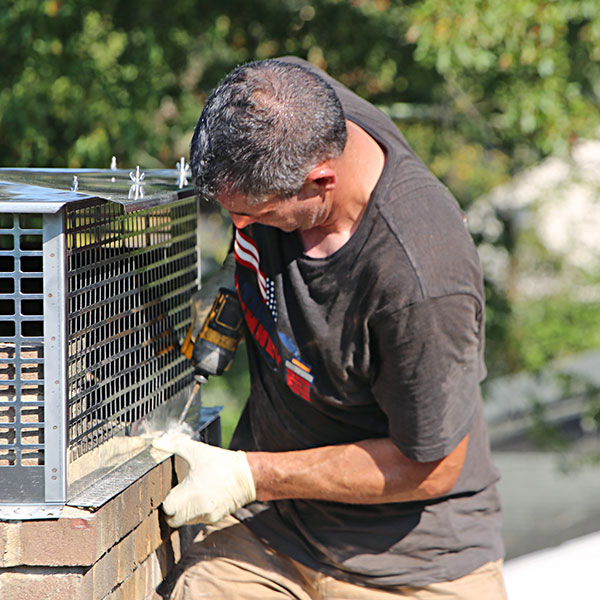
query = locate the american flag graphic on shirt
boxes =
[234,228,278,322]
[234,227,314,402]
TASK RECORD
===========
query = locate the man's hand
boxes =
[152,433,256,527]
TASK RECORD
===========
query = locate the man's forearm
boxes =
[246,435,469,504]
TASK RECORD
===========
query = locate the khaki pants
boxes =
[168,516,507,600]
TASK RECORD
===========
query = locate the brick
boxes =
[148,511,164,556]
[10,458,175,569]
[146,462,166,513]
[91,544,119,599]
[99,500,119,552]
[119,512,164,585]
[0,571,92,600]
[112,459,174,544]
[0,458,184,600]
[139,466,158,516]
[136,550,167,600]
[145,552,167,599]
[135,518,149,566]
[141,514,162,566]
[115,479,144,542]
[104,514,196,600]
[113,564,146,600]
[18,506,102,567]
[90,516,161,600]
[0,520,22,567]
[117,527,138,584]
[86,490,119,553]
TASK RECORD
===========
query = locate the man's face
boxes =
[217,185,331,233]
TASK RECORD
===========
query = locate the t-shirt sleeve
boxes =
[371,293,484,462]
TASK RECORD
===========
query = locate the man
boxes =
[153,57,507,599]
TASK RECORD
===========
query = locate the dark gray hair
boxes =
[190,59,347,203]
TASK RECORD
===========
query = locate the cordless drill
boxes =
[178,288,244,423]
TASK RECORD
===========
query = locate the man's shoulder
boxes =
[370,178,482,302]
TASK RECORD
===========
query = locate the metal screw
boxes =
[129,166,146,199]
[129,165,145,184]
[176,157,190,188]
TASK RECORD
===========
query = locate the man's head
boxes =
[190,59,347,206]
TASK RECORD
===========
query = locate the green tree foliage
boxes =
[509,290,600,374]
[3,0,599,208]
[3,1,599,182]
[405,0,600,200]
[1,0,199,166]
[0,1,406,167]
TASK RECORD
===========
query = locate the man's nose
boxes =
[230,213,257,229]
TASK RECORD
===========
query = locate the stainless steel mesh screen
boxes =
[66,198,197,463]
[0,213,45,469]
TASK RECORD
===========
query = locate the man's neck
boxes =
[300,121,385,258]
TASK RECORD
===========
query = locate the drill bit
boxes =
[178,379,203,424]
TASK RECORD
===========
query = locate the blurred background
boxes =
[2,1,600,595]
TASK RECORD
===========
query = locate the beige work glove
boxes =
[152,432,256,527]
[189,251,236,342]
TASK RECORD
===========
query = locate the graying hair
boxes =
[190,59,347,204]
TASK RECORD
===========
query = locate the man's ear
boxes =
[304,163,337,193]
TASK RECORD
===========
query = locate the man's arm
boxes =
[247,434,469,504]
[152,433,469,527]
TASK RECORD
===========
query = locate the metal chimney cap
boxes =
[0,167,195,213]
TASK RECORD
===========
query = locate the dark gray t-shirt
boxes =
[230,57,504,587]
